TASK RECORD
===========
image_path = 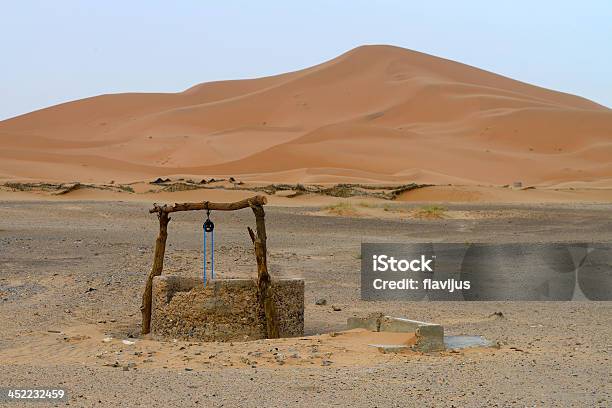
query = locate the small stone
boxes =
[185,367,193,371]
[315,298,327,306]
[332,306,342,311]
[321,360,333,366]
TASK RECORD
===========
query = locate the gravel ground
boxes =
[0,200,610,407]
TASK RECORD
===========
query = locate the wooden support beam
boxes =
[249,204,279,339]
[140,211,170,335]
[150,195,267,214]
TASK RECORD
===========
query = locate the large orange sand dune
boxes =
[1,45,611,186]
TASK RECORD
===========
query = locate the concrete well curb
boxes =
[151,275,304,341]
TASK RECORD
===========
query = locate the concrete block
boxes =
[414,324,445,352]
[379,316,424,333]
[379,316,444,352]
[346,313,382,331]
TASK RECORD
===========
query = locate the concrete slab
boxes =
[444,335,494,350]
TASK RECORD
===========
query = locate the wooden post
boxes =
[140,211,170,334]
[249,204,280,338]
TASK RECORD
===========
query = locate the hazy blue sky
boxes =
[2,1,611,120]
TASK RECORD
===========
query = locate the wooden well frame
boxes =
[140,195,278,338]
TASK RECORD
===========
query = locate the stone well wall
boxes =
[151,275,304,341]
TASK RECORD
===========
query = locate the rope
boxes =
[203,209,215,286]
[203,225,207,287]
[211,230,215,280]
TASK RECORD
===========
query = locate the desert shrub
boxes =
[414,205,447,219]
[324,201,358,216]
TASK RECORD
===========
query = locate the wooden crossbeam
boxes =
[149,195,267,214]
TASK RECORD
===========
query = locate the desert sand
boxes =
[1,45,611,190]
[1,201,610,406]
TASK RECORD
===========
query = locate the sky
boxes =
[1,0,611,120]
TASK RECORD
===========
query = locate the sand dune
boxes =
[1,45,610,186]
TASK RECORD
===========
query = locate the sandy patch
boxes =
[0,325,427,371]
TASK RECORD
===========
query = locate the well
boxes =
[151,275,304,341]
[140,195,287,340]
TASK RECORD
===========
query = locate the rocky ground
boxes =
[0,200,610,407]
